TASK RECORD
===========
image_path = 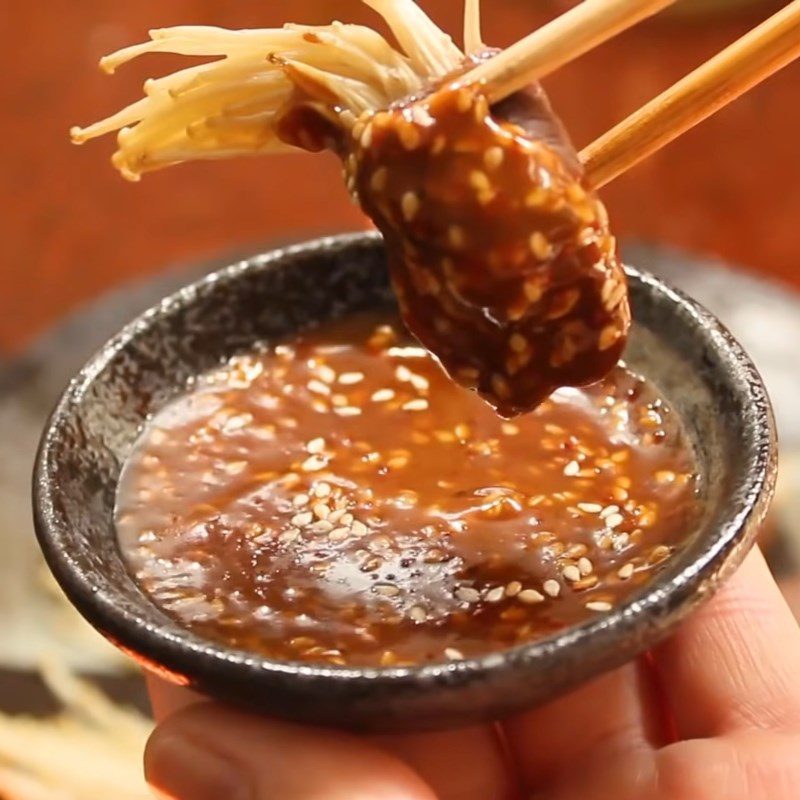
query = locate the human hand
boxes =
[145,548,800,800]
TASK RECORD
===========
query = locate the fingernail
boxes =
[146,732,253,800]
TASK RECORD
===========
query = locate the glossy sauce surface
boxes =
[117,313,698,667]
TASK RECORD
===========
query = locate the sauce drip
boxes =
[117,313,698,667]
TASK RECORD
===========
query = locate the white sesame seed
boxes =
[563,460,580,476]
[505,581,522,597]
[502,423,520,436]
[600,505,620,519]
[328,527,350,541]
[291,512,313,527]
[402,399,429,411]
[484,146,504,170]
[401,191,420,222]
[445,647,465,660]
[577,502,603,513]
[469,170,491,192]
[617,563,635,580]
[543,579,561,597]
[307,379,331,396]
[314,482,331,498]
[395,365,412,382]
[375,584,400,597]
[409,606,427,623]
[586,601,613,612]
[306,437,326,454]
[338,372,364,385]
[340,513,354,526]
[335,406,362,417]
[485,586,505,603]
[605,513,625,528]
[371,389,395,402]
[562,565,581,582]
[409,373,430,392]
[529,231,551,260]
[292,493,310,507]
[302,455,328,472]
[578,557,594,576]
[327,508,346,524]
[312,503,329,520]
[518,589,545,604]
[509,333,528,353]
[371,167,388,192]
[310,520,334,534]
[351,520,368,536]
[317,365,336,384]
[455,587,481,603]
[279,529,300,544]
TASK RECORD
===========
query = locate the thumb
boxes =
[145,702,438,800]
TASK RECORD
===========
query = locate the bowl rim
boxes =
[32,231,777,699]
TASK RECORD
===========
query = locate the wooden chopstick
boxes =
[582,0,800,188]
[461,0,677,105]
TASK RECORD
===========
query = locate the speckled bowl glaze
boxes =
[33,232,777,732]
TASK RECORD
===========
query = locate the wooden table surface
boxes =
[3,0,798,355]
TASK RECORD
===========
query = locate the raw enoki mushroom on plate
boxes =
[71,0,630,416]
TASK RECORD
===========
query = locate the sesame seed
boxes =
[563,460,580,476]
[291,512,313,527]
[310,519,334,534]
[371,167,388,192]
[399,124,421,150]
[317,365,336,384]
[456,90,473,112]
[360,122,373,149]
[600,505,620,518]
[524,280,543,303]
[599,325,621,351]
[302,455,328,472]
[375,584,400,597]
[409,606,427,622]
[306,437,326,454]
[371,388,395,402]
[543,580,561,598]
[618,563,635,580]
[279,528,300,544]
[448,225,465,249]
[328,527,350,541]
[562,565,581,582]
[509,333,528,353]
[469,170,491,192]
[485,586,505,603]
[307,379,331,396]
[578,557,594,575]
[409,373,430,392]
[484,146,504,170]
[577,502,603,513]
[312,503,329,520]
[340,513,354,526]
[351,520,368,536]
[650,545,671,563]
[491,374,511,399]
[402,399,428,411]
[529,232,551,260]
[314,482,331,498]
[292,493,309,507]
[401,191,420,222]
[338,372,364,385]
[334,407,362,417]
[502,423,520,436]
[445,647,465,660]
[586,601,613,612]
[605,513,624,528]
[455,587,481,603]
[518,589,545,604]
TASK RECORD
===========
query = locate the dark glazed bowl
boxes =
[33,232,777,732]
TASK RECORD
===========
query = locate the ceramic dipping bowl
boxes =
[33,232,777,732]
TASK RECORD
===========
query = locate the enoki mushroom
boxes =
[72,0,629,417]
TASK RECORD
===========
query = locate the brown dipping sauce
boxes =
[116,313,698,667]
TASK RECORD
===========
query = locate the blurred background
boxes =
[1,1,800,796]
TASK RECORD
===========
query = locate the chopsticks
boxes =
[582,0,800,188]
[461,0,678,104]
